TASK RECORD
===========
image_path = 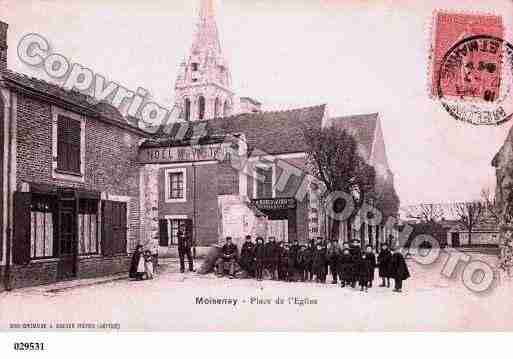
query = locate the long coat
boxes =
[356,255,373,283]
[390,252,411,281]
[377,249,392,278]
[337,253,354,282]
[240,242,255,270]
[365,252,377,281]
[254,244,266,264]
[312,247,327,273]
[129,250,142,278]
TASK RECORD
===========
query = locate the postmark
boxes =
[437,35,513,126]
[430,11,504,98]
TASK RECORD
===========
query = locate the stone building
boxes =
[0,22,148,290]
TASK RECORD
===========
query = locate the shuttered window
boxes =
[78,199,99,255]
[256,166,273,198]
[57,115,81,174]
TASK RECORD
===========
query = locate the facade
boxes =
[0,22,148,289]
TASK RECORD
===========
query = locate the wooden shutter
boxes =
[13,192,32,265]
[159,219,169,246]
[57,116,81,173]
[101,201,113,256]
[118,202,127,254]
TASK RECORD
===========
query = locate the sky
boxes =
[2,0,513,206]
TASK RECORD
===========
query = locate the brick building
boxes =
[0,22,148,290]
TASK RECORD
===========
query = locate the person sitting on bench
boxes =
[216,237,238,278]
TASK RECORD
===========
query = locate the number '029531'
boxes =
[13,342,45,351]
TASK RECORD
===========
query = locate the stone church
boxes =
[138,0,396,255]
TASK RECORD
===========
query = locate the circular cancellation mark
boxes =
[437,35,513,126]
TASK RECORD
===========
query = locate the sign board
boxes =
[251,198,296,211]
[138,142,237,164]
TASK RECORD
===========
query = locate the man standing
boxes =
[288,239,301,282]
[216,237,238,278]
[177,224,194,273]
[239,235,256,277]
[364,245,377,288]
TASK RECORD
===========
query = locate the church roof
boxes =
[141,104,327,156]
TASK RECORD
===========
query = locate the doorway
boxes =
[57,199,77,280]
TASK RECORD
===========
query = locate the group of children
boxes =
[237,236,410,293]
[129,244,155,281]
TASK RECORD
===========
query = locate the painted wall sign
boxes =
[252,198,297,211]
[138,142,237,164]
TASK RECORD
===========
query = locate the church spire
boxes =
[174,0,234,122]
[192,0,221,55]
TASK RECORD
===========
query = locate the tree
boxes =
[448,201,484,246]
[303,125,376,240]
[403,203,445,223]
[481,187,500,224]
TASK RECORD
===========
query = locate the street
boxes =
[1,254,513,331]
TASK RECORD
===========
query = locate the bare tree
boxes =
[481,187,500,224]
[403,203,445,223]
[448,201,484,246]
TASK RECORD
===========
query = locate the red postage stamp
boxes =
[430,11,504,101]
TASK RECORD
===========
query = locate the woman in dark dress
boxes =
[129,244,143,280]
[390,247,411,293]
[377,243,392,288]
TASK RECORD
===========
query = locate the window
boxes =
[57,115,81,174]
[169,218,188,246]
[184,98,191,122]
[78,199,99,255]
[198,96,206,120]
[214,97,220,119]
[224,100,231,117]
[255,165,274,198]
[165,168,187,203]
[30,194,55,259]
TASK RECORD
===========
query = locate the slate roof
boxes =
[0,70,146,135]
[329,113,378,161]
[141,104,327,155]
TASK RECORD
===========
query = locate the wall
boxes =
[6,92,145,289]
[15,94,143,247]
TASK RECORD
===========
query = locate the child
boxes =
[144,250,154,280]
[338,248,353,288]
[313,243,327,283]
[365,245,376,288]
[357,252,372,292]
[137,249,146,280]
[254,237,266,281]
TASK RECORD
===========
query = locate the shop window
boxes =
[30,194,55,259]
[165,168,187,202]
[57,115,81,174]
[78,198,99,255]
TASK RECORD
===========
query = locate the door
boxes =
[451,232,460,248]
[102,201,127,256]
[57,200,77,280]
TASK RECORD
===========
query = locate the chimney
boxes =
[0,21,8,72]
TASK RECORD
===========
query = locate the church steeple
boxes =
[174,0,234,122]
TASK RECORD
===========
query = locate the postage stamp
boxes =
[430,11,513,125]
